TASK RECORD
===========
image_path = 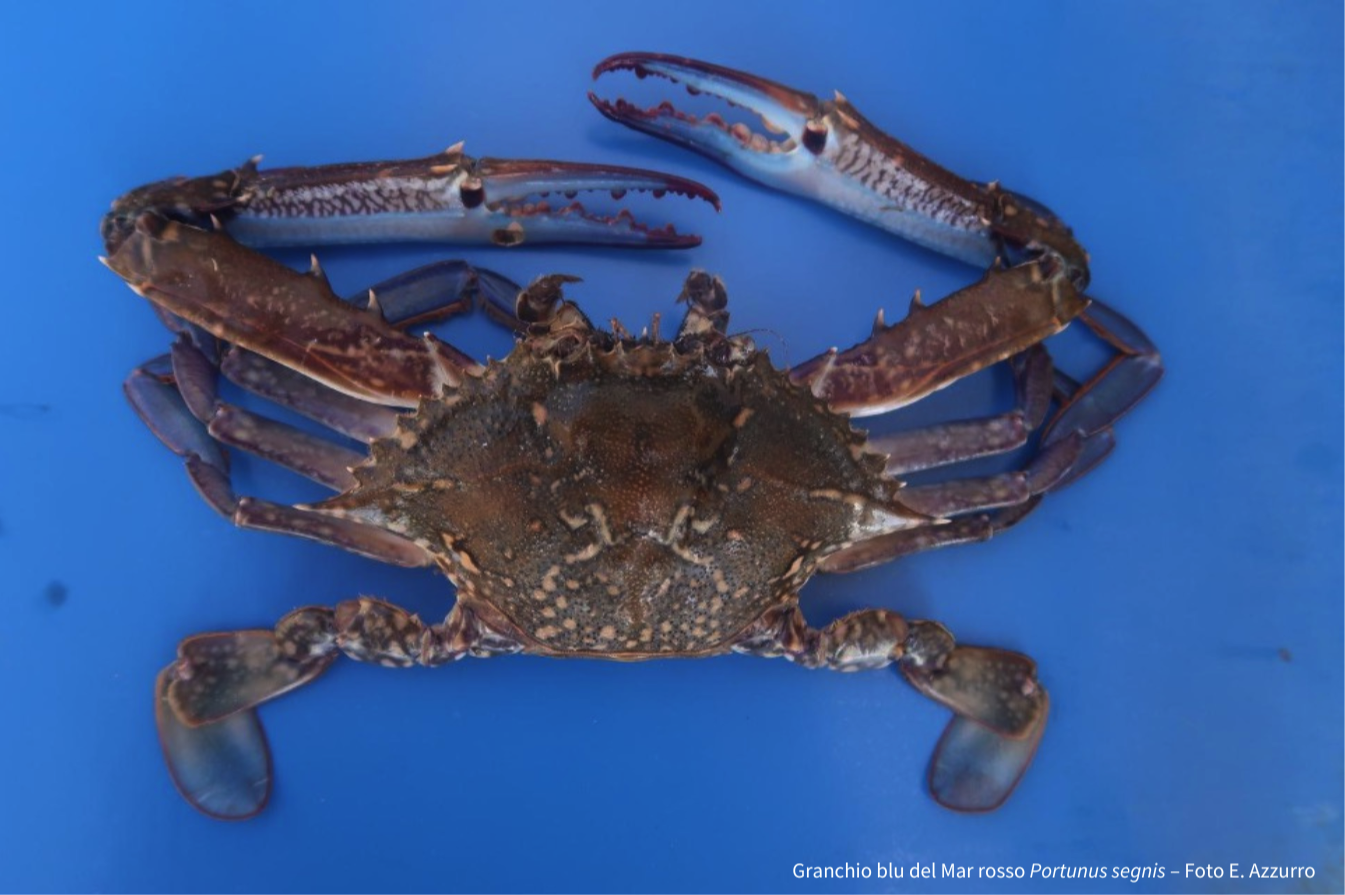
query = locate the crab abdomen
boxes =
[319,346,920,656]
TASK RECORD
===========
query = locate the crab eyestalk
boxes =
[102,144,719,256]
[590,53,1089,287]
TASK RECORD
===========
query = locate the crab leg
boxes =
[102,149,719,255]
[105,214,476,406]
[819,431,1082,575]
[127,355,432,567]
[806,346,1060,572]
[1046,369,1121,489]
[210,404,364,491]
[209,262,527,443]
[124,356,230,475]
[734,605,1047,812]
[1039,300,1164,481]
[164,327,366,489]
[798,294,1157,499]
[815,339,1131,574]
[123,250,538,566]
[817,499,1043,575]
[871,346,1053,474]
[220,349,403,444]
[792,262,1087,417]
[349,260,526,331]
[157,599,520,818]
[898,432,1082,518]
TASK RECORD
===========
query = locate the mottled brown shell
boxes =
[320,335,922,658]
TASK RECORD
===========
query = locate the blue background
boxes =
[1,2,1340,892]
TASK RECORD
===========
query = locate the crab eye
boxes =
[802,120,828,155]
[459,176,485,209]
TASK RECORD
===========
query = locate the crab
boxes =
[100,53,1162,820]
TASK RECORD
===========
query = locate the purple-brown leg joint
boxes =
[733,607,1047,812]
[157,599,520,818]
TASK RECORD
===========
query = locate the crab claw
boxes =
[592,54,820,167]
[102,147,719,255]
[591,53,1088,285]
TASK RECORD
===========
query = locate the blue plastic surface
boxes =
[1,2,1340,892]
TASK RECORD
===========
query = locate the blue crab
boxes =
[100,53,1161,819]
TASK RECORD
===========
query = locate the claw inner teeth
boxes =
[595,69,801,155]
[485,190,680,237]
